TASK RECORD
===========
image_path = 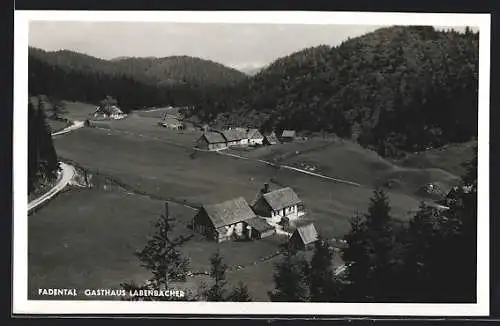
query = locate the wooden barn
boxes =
[192,197,257,242]
[247,128,264,145]
[222,129,248,147]
[196,132,227,151]
[280,130,296,142]
[288,222,319,252]
[246,216,275,239]
[252,183,305,225]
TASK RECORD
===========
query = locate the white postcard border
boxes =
[13,10,491,316]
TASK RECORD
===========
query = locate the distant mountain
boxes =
[29,48,248,88]
[112,55,249,87]
[188,26,479,157]
[28,47,249,111]
[237,65,266,76]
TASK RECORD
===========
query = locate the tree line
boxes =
[124,149,476,303]
[186,26,479,158]
[28,96,60,195]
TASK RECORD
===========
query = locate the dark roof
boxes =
[222,129,247,142]
[247,129,264,139]
[201,132,226,144]
[293,223,319,245]
[202,197,256,228]
[246,217,275,233]
[281,130,296,138]
[262,187,302,211]
[264,134,279,144]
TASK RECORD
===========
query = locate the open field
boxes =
[60,101,97,121]
[55,127,277,207]
[88,114,201,148]
[276,140,462,199]
[396,140,477,177]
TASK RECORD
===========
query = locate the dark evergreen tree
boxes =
[121,207,190,301]
[204,250,228,301]
[269,250,310,302]
[309,238,341,302]
[28,99,60,195]
[227,281,252,302]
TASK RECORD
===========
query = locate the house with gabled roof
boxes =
[251,183,305,225]
[196,131,227,151]
[222,129,248,147]
[288,222,319,252]
[263,133,280,146]
[247,128,264,145]
[280,130,296,142]
[192,197,257,242]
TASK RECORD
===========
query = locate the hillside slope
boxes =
[28,47,248,111]
[190,26,479,157]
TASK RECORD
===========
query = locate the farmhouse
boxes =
[192,196,257,242]
[93,105,126,120]
[263,133,280,146]
[196,132,227,151]
[288,222,319,252]
[247,128,264,145]
[222,129,248,147]
[281,130,296,142]
[251,183,305,225]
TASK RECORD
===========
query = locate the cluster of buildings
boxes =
[92,105,126,120]
[190,183,319,251]
[195,128,297,151]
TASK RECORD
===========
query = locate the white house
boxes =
[251,183,305,226]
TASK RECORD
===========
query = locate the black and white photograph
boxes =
[13,11,490,316]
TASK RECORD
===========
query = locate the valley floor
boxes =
[28,103,475,302]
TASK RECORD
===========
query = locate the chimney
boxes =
[261,183,270,194]
[164,202,169,218]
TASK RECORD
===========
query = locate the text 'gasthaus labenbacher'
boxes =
[38,288,186,298]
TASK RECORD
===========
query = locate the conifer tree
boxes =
[227,281,252,302]
[121,206,190,301]
[205,250,228,301]
[309,238,340,302]
[269,250,310,302]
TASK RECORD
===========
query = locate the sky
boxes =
[28,22,474,71]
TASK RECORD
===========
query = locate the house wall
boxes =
[249,138,264,145]
[192,210,218,240]
[196,138,209,150]
[288,233,305,252]
[216,221,246,242]
[208,142,227,151]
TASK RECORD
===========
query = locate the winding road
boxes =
[28,120,84,213]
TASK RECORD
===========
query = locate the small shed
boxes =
[246,217,275,239]
[196,132,227,151]
[288,222,319,252]
[281,130,296,142]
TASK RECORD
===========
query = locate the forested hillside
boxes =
[28,97,60,195]
[28,48,248,112]
[189,26,479,158]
